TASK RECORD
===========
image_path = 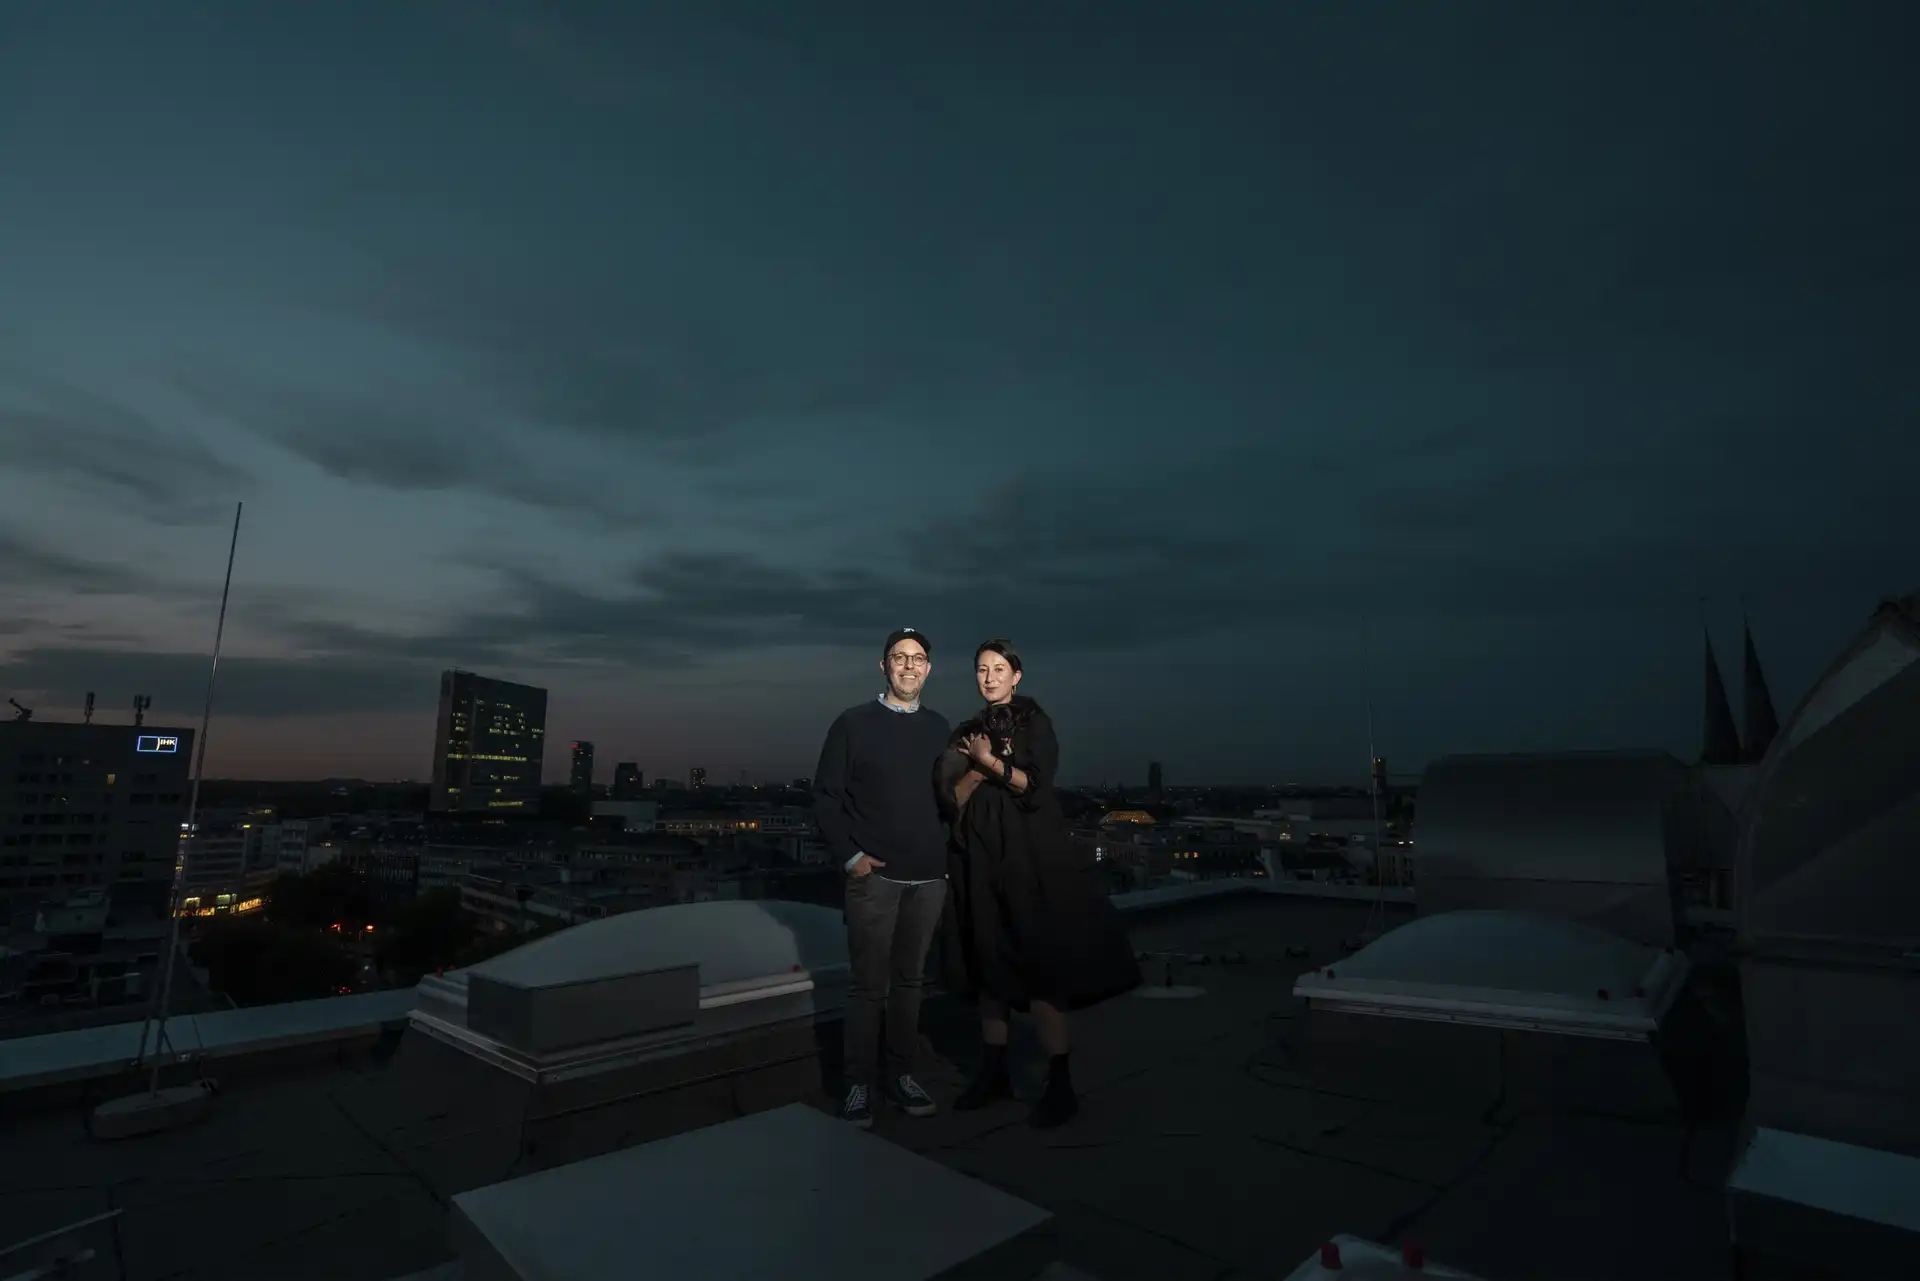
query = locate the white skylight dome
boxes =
[470,898,849,999]
[1293,909,1687,1038]
[412,899,851,1082]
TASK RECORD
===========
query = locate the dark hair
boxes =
[974,638,1022,673]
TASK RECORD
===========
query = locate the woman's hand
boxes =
[965,734,999,769]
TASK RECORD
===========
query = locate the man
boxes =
[812,627,952,1129]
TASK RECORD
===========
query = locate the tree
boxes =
[190,917,358,1006]
[375,889,478,981]
[266,863,380,932]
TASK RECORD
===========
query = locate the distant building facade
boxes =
[689,767,707,791]
[0,719,193,911]
[591,800,660,833]
[180,807,252,898]
[569,741,595,794]
[430,670,547,814]
[612,762,643,799]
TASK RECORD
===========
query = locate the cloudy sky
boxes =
[0,2,1911,785]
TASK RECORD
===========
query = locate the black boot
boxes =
[954,1043,1011,1111]
[1028,1053,1078,1129]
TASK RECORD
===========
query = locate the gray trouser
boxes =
[842,873,947,1089]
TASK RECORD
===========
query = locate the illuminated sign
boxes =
[136,734,180,754]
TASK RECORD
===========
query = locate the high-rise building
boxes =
[0,718,193,912]
[1148,761,1164,803]
[570,741,595,794]
[689,767,707,791]
[612,762,643,800]
[430,670,548,814]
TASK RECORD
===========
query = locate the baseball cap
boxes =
[883,627,931,657]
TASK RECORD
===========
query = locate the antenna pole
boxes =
[1367,699,1386,892]
[137,502,243,1095]
[1359,611,1389,936]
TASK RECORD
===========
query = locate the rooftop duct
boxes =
[1413,751,1689,946]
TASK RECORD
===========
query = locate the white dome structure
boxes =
[1736,595,1920,1157]
[468,898,848,1000]
[1294,909,1687,1038]
[346,899,854,1208]
[413,899,850,1082]
[1726,596,1920,1278]
[1294,909,1708,1119]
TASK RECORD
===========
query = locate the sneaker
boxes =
[888,1074,938,1118]
[841,1083,874,1129]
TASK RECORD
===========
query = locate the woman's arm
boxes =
[951,765,986,810]
[1004,709,1058,809]
[933,740,974,820]
[981,753,1030,795]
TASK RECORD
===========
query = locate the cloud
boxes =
[358,442,1907,671]
[177,373,662,527]
[415,0,661,112]
[0,526,150,596]
[0,371,249,525]
[298,204,1046,460]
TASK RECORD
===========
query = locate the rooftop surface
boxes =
[0,890,1741,1281]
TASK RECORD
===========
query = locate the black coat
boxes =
[934,696,1142,1012]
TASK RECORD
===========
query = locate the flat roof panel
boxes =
[450,1103,1052,1281]
[0,988,418,1091]
[1729,1127,1920,1234]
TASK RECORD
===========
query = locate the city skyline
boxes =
[1,2,1912,782]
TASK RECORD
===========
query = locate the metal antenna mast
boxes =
[1363,699,1388,935]
[101,502,243,1136]
[1359,614,1390,941]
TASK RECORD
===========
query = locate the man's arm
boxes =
[810,713,863,870]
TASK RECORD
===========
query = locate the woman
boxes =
[934,639,1142,1128]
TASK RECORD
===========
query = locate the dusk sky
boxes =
[0,2,1911,785]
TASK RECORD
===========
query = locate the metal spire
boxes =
[1701,619,1741,766]
[1741,612,1779,764]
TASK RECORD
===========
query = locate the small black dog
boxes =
[982,702,1017,760]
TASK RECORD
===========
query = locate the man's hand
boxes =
[966,734,998,769]
[850,853,886,877]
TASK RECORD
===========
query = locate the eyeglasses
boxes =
[887,653,929,669]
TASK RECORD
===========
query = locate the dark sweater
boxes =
[811,699,952,881]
